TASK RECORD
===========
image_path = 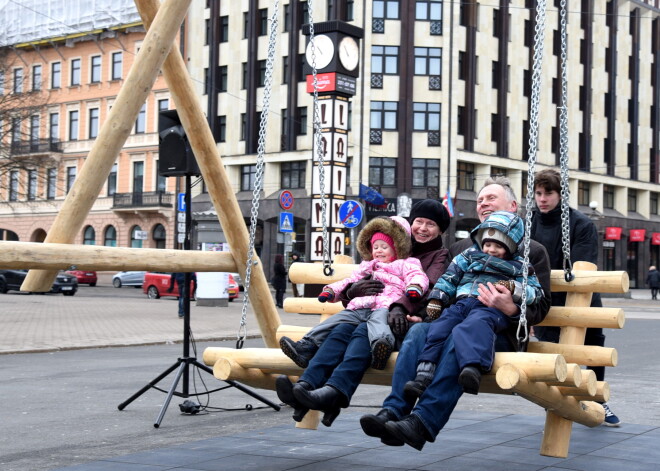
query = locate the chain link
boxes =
[558,0,573,282]
[519,0,547,348]
[307,0,333,275]
[238,2,280,348]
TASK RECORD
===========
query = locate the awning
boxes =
[604,227,622,240]
[629,229,646,242]
[652,232,660,246]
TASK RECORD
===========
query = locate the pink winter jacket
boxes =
[323,258,429,311]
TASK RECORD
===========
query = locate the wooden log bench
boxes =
[203,260,628,458]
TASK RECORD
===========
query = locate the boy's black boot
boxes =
[384,414,432,451]
[279,336,318,369]
[403,361,436,403]
[293,384,348,427]
[458,365,482,395]
[370,339,394,370]
[275,375,312,422]
[359,408,404,446]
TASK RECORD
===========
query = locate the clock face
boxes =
[338,36,359,71]
[305,34,335,70]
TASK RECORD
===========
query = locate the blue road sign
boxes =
[338,200,363,228]
[279,212,294,233]
[178,193,186,212]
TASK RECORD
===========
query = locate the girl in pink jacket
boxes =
[280,216,429,370]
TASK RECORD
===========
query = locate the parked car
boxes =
[142,272,238,301]
[65,270,98,286]
[0,269,78,296]
[230,272,244,292]
[112,271,146,288]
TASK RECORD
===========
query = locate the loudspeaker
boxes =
[158,110,201,177]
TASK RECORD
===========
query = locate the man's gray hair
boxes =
[483,176,519,204]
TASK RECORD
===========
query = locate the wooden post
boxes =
[135,0,281,347]
[21,0,192,293]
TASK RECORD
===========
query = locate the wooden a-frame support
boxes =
[12,0,282,347]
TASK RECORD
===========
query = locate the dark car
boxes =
[0,269,78,296]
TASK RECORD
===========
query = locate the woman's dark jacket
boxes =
[271,263,287,290]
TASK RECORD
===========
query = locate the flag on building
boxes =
[442,189,454,217]
[359,184,387,208]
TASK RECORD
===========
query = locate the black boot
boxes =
[370,339,394,370]
[293,384,348,427]
[279,336,318,369]
[403,361,436,404]
[275,375,311,422]
[458,365,482,395]
[384,414,432,451]
[359,408,404,446]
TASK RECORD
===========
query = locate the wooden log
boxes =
[546,363,582,388]
[289,262,357,284]
[573,381,610,403]
[538,307,625,329]
[550,268,628,293]
[556,374,597,397]
[0,241,237,272]
[136,0,281,348]
[495,364,605,428]
[282,297,344,316]
[541,412,572,458]
[214,358,279,390]
[21,0,192,293]
[527,342,617,367]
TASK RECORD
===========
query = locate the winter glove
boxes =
[494,280,523,303]
[494,280,515,294]
[425,299,443,321]
[346,278,385,299]
[317,288,335,303]
[387,305,409,337]
[406,284,423,300]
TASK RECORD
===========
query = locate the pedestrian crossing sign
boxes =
[279,212,294,233]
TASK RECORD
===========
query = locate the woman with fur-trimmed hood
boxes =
[279,216,429,372]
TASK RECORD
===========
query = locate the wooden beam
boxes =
[21,0,192,292]
[0,241,237,272]
[135,0,281,347]
[539,307,625,329]
[527,342,617,367]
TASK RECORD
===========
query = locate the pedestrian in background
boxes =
[647,265,660,300]
[290,252,303,298]
[272,254,287,308]
[168,272,197,318]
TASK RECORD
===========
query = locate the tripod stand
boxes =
[118,175,280,428]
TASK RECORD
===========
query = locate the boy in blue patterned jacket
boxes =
[404,210,544,400]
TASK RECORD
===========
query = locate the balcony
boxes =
[10,139,63,156]
[112,191,174,213]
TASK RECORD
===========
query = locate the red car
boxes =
[65,270,98,286]
[142,272,239,300]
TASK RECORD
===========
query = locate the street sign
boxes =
[279,190,294,210]
[338,200,363,228]
[177,222,186,233]
[177,193,186,212]
[134,230,148,240]
[279,212,294,233]
[177,233,185,243]
[177,212,186,223]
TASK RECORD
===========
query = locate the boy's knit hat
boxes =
[356,216,412,261]
[478,227,517,256]
[470,210,524,256]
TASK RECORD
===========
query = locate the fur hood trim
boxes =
[356,216,412,261]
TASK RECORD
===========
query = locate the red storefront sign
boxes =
[604,227,622,240]
[652,233,660,245]
[629,229,646,242]
[306,73,337,93]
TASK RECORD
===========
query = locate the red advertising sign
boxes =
[652,232,660,245]
[306,72,337,93]
[604,227,622,240]
[629,229,646,242]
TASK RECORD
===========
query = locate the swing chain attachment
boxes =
[237,2,280,348]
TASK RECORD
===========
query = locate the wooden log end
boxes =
[495,363,522,390]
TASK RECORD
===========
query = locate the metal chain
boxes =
[237,1,280,348]
[307,0,333,276]
[558,0,574,282]
[519,0,547,348]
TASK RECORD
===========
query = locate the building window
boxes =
[66,167,76,194]
[412,158,439,187]
[11,117,21,144]
[83,226,96,245]
[30,115,39,146]
[370,101,398,130]
[111,52,122,80]
[130,225,143,248]
[296,106,308,135]
[577,181,590,206]
[416,0,443,26]
[414,47,442,77]
[32,65,42,91]
[90,55,101,83]
[70,59,81,86]
[628,189,637,212]
[49,113,59,142]
[158,98,169,112]
[104,226,117,247]
[47,168,57,199]
[457,162,475,191]
[134,104,146,134]
[371,46,399,74]
[282,56,289,84]
[9,171,19,201]
[258,8,268,36]
[220,16,229,42]
[88,108,99,139]
[69,110,79,140]
[241,62,247,89]
[51,62,61,89]
[413,103,441,131]
[217,115,227,142]
[369,157,397,186]
[281,161,306,189]
[298,53,306,82]
[243,12,249,39]
[257,60,267,87]
[107,163,117,196]
[241,164,257,191]
[603,184,615,209]
[491,166,507,177]
[219,65,228,92]
[13,68,23,93]
[153,224,166,249]
[373,0,400,19]
[651,192,659,215]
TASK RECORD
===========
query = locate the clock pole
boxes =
[302,21,363,263]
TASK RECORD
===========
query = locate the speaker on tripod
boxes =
[158,110,201,177]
